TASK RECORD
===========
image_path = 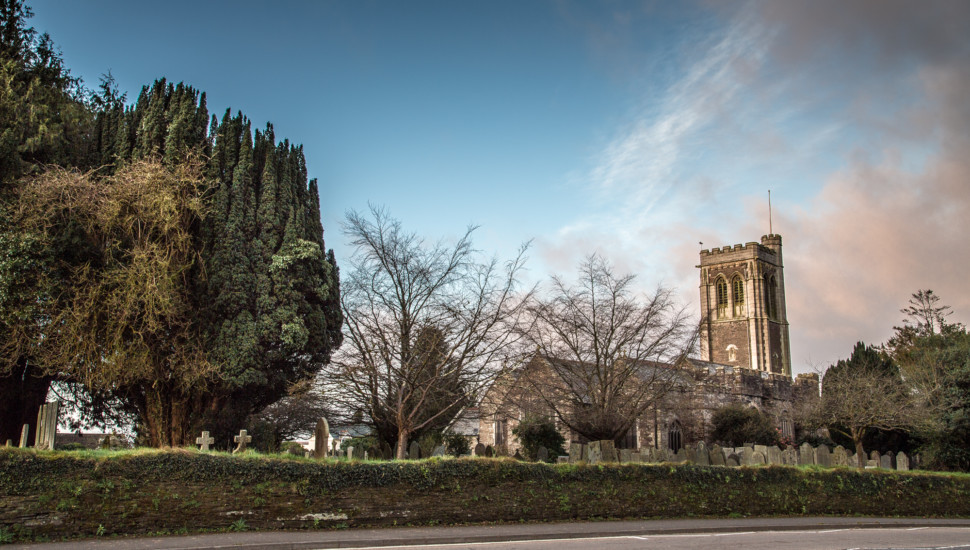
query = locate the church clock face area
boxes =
[699,234,791,376]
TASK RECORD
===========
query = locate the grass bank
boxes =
[2,447,969,543]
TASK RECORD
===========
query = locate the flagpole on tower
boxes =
[768,189,773,235]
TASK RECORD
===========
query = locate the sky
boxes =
[31,0,970,374]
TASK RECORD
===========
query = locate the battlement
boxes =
[699,242,763,257]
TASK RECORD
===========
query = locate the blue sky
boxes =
[31,0,970,373]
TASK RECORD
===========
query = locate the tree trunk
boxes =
[396,428,411,459]
[144,386,195,447]
[0,359,53,446]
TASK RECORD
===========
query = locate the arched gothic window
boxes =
[715,277,728,318]
[667,420,683,453]
[764,274,777,320]
[732,275,744,316]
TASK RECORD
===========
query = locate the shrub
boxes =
[444,433,471,456]
[711,404,780,447]
[511,416,565,462]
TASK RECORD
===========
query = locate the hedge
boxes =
[2,447,970,542]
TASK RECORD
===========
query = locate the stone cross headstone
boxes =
[233,429,252,454]
[34,401,59,450]
[19,424,29,448]
[537,446,550,462]
[896,452,910,471]
[196,431,215,451]
[568,442,583,463]
[833,446,848,467]
[799,442,815,465]
[766,446,782,465]
[409,440,421,460]
[314,418,330,458]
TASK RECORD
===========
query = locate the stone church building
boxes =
[478,234,819,454]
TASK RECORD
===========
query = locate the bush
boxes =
[711,404,780,447]
[511,416,565,462]
[444,433,471,456]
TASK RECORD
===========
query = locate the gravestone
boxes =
[710,448,726,466]
[684,444,697,464]
[196,431,215,452]
[347,445,356,460]
[380,441,393,460]
[618,448,632,463]
[896,452,910,471]
[816,444,832,467]
[587,441,604,464]
[870,450,881,463]
[100,433,126,450]
[741,447,754,465]
[799,442,815,465]
[557,456,568,463]
[314,418,329,458]
[753,444,768,456]
[568,442,583,463]
[484,445,494,457]
[631,452,642,463]
[766,446,782,465]
[749,451,766,465]
[601,440,618,463]
[474,442,486,456]
[409,441,421,460]
[432,445,447,457]
[233,429,252,454]
[880,453,892,469]
[19,425,29,448]
[847,453,857,467]
[695,442,710,466]
[537,446,549,462]
[726,453,740,467]
[865,459,877,469]
[833,446,848,466]
[782,447,798,465]
[513,449,523,460]
[34,401,59,451]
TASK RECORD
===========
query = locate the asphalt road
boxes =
[8,517,970,550]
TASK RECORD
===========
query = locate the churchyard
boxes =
[2,405,969,544]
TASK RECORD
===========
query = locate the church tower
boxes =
[697,234,791,376]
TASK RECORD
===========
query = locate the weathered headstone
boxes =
[568,442,583,463]
[432,445,447,457]
[513,449,523,460]
[750,451,766,465]
[196,431,215,452]
[313,418,329,458]
[537,446,549,462]
[484,445,494,457]
[631,452,642,463]
[19,424,29,448]
[684,444,697,464]
[99,433,126,450]
[726,453,740,467]
[833,446,848,467]
[347,445,355,460]
[409,440,421,460]
[618,448,632,463]
[34,401,59,450]
[695,442,711,466]
[865,459,878,469]
[799,442,815,465]
[587,441,603,464]
[741,446,754,465]
[754,444,768,456]
[896,452,909,471]
[880,453,892,470]
[710,448,726,466]
[380,441,393,460]
[766,446,782,465]
[816,444,832,467]
[782,447,798,465]
[233,429,252,454]
[557,456,569,463]
[474,442,486,456]
[601,440,618,463]
[847,453,857,468]
[870,450,881,463]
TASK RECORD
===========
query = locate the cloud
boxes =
[541,0,970,373]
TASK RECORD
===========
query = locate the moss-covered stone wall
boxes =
[3,448,970,542]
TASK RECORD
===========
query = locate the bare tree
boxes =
[813,343,937,467]
[325,207,531,458]
[519,255,697,443]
